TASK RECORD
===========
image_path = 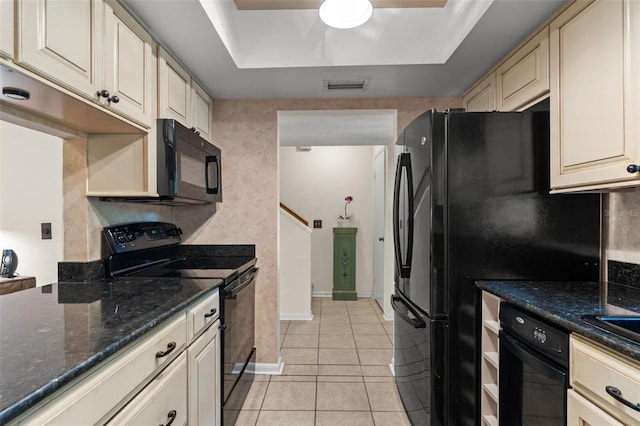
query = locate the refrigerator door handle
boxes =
[391,294,426,328]
[393,153,414,278]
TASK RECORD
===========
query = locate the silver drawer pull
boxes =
[605,386,640,412]
[158,409,177,426]
[155,342,176,358]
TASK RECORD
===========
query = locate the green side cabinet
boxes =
[332,227,357,301]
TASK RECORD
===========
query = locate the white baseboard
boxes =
[383,312,394,321]
[249,357,284,375]
[389,360,395,377]
[280,312,314,321]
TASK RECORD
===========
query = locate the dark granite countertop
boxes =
[476,280,640,362]
[0,246,256,425]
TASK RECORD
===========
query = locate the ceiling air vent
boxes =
[324,78,370,91]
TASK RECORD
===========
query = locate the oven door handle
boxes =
[500,331,566,384]
[226,271,257,297]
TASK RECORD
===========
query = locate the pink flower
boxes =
[340,195,354,219]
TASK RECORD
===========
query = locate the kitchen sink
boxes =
[582,315,640,344]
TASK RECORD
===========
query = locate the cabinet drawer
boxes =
[568,389,624,426]
[570,336,640,424]
[107,352,188,425]
[187,288,220,344]
[12,314,187,425]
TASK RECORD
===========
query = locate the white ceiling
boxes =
[120,0,568,100]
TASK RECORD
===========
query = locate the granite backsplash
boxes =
[608,260,640,289]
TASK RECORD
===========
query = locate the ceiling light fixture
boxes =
[319,0,373,30]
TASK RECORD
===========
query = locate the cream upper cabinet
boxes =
[496,28,549,111]
[191,79,213,142]
[16,0,155,128]
[158,47,191,125]
[16,0,104,97]
[0,0,14,59]
[103,0,155,127]
[463,73,496,112]
[550,0,640,192]
[158,47,214,141]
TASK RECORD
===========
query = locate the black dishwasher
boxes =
[499,302,569,425]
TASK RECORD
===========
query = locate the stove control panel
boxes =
[103,222,182,254]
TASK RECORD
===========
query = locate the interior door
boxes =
[373,148,386,310]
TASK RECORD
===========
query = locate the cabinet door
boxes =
[158,47,191,125]
[567,390,624,426]
[496,28,549,111]
[107,353,188,425]
[463,73,496,112]
[103,0,155,128]
[550,0,640,191]
[0,0,13,59]
[187,321,221,426]
[17,0,103,97]
[191,79,213,142]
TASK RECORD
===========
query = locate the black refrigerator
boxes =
[391,107,600,425]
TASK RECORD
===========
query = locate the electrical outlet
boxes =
[313,220,322,229]
[41,223,52,240]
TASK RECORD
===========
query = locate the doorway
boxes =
[373,148,385,309]
[277,109,397,316]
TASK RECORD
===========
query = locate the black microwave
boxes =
[156,119,222,204]
[101,119,222,205]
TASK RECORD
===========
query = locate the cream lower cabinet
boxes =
[568,389,624,426]
[9,314,187,425]
[186,289,221,426]
[550,0,640,192]
[158,47,213,142]
[569,334,640,426]
[187,319,221,426]
[0,0,14,59]
[107,353,188,426]
[9,289,222,425]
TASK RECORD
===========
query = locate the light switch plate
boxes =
[41,223,52,240]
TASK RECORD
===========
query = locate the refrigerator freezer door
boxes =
[392,290,447,426]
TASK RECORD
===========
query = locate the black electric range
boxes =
[102,222,257,426]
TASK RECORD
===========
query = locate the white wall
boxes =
[280,145,378,296]
[0,120,64,285]
[279,209,313,319]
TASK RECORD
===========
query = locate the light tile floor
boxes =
[236,297,411,426]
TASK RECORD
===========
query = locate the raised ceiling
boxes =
[233,0,448,10]
[120,0,568,99]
